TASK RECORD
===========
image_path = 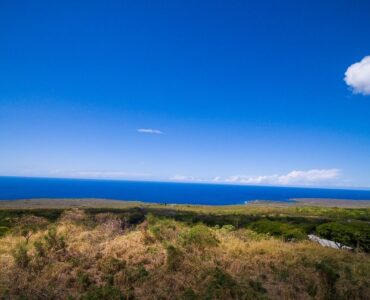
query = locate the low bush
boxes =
[80,285,124,300]
[98,257,126,274]
[12,242,30,268]
[181,224,219,249]
[315,260,340,298]
[249,220,307,241]
[166,244,183,271]
[220,224,235,232]
[0,226,9,237]
[77,271,92,291]
[148,215,181,242]
[118,264,149,285]
[234,229,270,242]
[13,215,49,244]
[204,267,242,299]
[44,227,66,252]
[282,228,307,241]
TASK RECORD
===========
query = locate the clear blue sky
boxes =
[1,0,370,188]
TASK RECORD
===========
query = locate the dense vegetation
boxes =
[0,204,369,299]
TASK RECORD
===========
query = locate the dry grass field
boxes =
[0,200,369,299]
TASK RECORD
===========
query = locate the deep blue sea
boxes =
[1,176,370,205]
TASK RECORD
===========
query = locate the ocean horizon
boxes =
[1,176,370,205]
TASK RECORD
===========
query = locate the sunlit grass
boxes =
[0,206,369,299]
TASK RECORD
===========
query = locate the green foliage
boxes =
[316,221,370,251]
[44,227,66,251]
[34,240,46,258]
[248,280,267,294]
[220,224,235,232]
[0,209,62,228]
[204,268,241,300]
[234,229,270,242]
[315,260,340,298]
[81,285,124,300]
[181,288,197,300]
[307,280,318,297]
[294,207,370,221]
[148,215,180,242]
[14,215,49,244]
[86,208,145,227]
[0,226,9,237]
[12,243,30,268]
[203,268,267,300]
[181,224,219,249]
[166,244,183,271]
[124,264,149,284]
[282,228,307,241]
[249,220,284,235]
[77,272,92,291]
[249,220,307,241]
[99,257,126,275]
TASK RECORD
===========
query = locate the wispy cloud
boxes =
[137,128,164,135]
[49,170,151,180]
[344,55,370,95]
[169,175,196,181]
[220,169,341,186]
[67,171,150,179]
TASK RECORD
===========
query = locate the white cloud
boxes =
[220,169,341,186]
[50,170,151,179]
[169,175,196,181]
[344,56,370,95]
[137,128,164,135]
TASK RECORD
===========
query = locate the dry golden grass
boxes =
[0,209,369,299]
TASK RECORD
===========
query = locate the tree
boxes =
[14,215,49,244]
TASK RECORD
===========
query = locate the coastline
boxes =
[0,197,370,209]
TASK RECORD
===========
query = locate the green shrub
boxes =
[249,220,285,236]
[80,285,124,300]
[203,268,267,300]
[307,280,318,297]
[181,224,218,249]
[99,257,126,274]
[235,229,269,242]
[316,222,370,251]
[282,228,307,241]
[182,288,197,300]
[32,239,49,270]
[77,271,92,291]
[0,226,9,237]
[12,243,30,268]
[249,220,306,241]
[14,215,49,244]
[44,227,66,251]
[220,224,235,232]
[315,260,340,298]
[34,240,47,258]
[148,216,180,242]
[123,264,149,284]
[166,244,183,271]
[249,280,267,294]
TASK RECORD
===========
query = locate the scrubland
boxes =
[0,201,369,299]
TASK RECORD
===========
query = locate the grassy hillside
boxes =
[0,201,369,299]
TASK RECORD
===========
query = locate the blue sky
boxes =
[1,0,370,188]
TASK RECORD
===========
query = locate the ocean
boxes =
[0,176,370,205]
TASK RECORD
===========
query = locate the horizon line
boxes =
[1,174,370,191]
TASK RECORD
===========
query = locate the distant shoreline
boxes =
[0,198,370,209]
[2,177,370,205]
[1,175,370,191]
